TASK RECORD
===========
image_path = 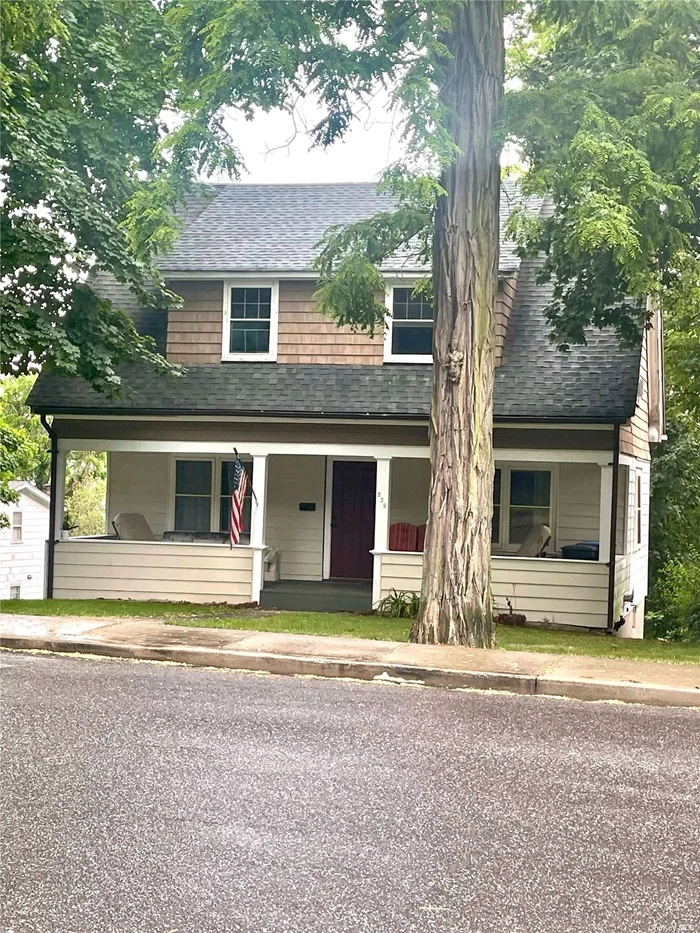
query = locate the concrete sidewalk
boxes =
[1,613,699,708]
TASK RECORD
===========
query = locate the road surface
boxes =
[1,652,699,933]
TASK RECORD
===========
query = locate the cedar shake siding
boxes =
[620,334,651,461]
[166,280,223,365]
[495,273,518,368]
[277,281,383,365]
[166,279,512,367]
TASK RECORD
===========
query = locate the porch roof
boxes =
[29,348,639,423]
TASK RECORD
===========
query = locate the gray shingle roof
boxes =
[494,259,641,421]
[157,181,543,274]
[30,257,641,424]
[90,271,168,355]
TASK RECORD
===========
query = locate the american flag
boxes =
[229,456,249,547]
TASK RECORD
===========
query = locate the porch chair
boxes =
[389,523,419,552]
[112,512,155,542]
[263,546,280,581]
[516,524,551,558]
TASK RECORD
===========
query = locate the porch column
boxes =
[250,454,268,604]
[53,450,67,541]
[372,458,392,607]
[598,463,613,563]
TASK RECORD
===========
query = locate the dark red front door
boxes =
[330,461,376,579]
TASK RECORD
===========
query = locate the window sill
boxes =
[222,353,277,363]
[383,354,433,364]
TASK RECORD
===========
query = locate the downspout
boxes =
[40,415,57,598]
[606,424,620,632]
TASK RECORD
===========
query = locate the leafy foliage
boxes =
[376,589,421,620]
[504,0,700,348]
[0,374,106,535]
[0,0,184,393]
[647,257,700,640]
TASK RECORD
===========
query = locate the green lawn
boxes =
[2,598,699,665]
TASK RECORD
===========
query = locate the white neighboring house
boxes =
[1,481,50,600]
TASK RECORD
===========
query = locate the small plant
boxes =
[494,598,527,627]
[376,589,421,619]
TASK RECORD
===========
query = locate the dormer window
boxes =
[222,280,279,362]
[384,284,433,363]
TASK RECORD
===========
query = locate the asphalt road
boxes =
[1,653,699,933]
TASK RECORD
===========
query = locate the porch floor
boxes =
[259,579,372,613]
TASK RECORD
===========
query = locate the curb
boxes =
[1,635,699,709]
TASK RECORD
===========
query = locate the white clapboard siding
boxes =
[613,460,650,618]
[0,486,50,599]
[265,455,326,580]
[53,540,254,603]
[557,463,601,548]
[379,552,609,628]
[107,452,171,538]
[390,459,431,526]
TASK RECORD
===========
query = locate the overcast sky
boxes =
[222,92,405,185]
[220,96,519,185]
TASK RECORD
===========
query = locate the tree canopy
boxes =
[1,0,181,393]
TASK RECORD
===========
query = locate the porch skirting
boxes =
[53,540,256,604]
[376,552,610,629]
[54,540,610,629]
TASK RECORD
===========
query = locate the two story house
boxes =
[29,182,664,636]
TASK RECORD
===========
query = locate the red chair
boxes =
[389,523,418,552]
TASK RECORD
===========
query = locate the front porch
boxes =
[48,426,626,630]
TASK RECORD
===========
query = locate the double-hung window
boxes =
[508,470,551,545]
[173,457,253,541]
[11,512,22,543]
[174,460,213,533]
[492,466,553,550]
[385,286,434,362]
[222,282,278,362]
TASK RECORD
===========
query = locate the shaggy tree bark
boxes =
[410,2,504,647]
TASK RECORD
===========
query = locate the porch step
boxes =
[259,580,372,613]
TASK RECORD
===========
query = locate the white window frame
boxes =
[383,281,433,364]
[493,464,557,553]
[167,455,254,538]
[11,511,22,544]
[222,279,279,363]
[9,585,21,599]
[635,471,643,549]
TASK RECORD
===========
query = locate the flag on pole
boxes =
[229,456,249,547]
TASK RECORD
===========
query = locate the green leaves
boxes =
[505,0,700,348]
[315,256,387,336]
[1,0,179,393]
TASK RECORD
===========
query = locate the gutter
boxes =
[40,415,57,598]
[606,424,620,632]
[30,405,631,425]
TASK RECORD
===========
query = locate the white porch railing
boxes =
[53,539,256,604]
[376,552,609,629]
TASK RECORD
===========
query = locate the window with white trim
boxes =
[10,585,21,599]
[635,473,643,547]
[11,511,22,543]
[492,469,502,544]
[174,460,213,532]
[509,470,551,545]
[173,457,253,539]
[222,282,278,361]
[385,286,433,362]
[492,466,553,550]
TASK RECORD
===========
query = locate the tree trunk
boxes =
[410,1,504,647]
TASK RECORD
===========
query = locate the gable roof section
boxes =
[9,481,51,508]
[158,181,544,275]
